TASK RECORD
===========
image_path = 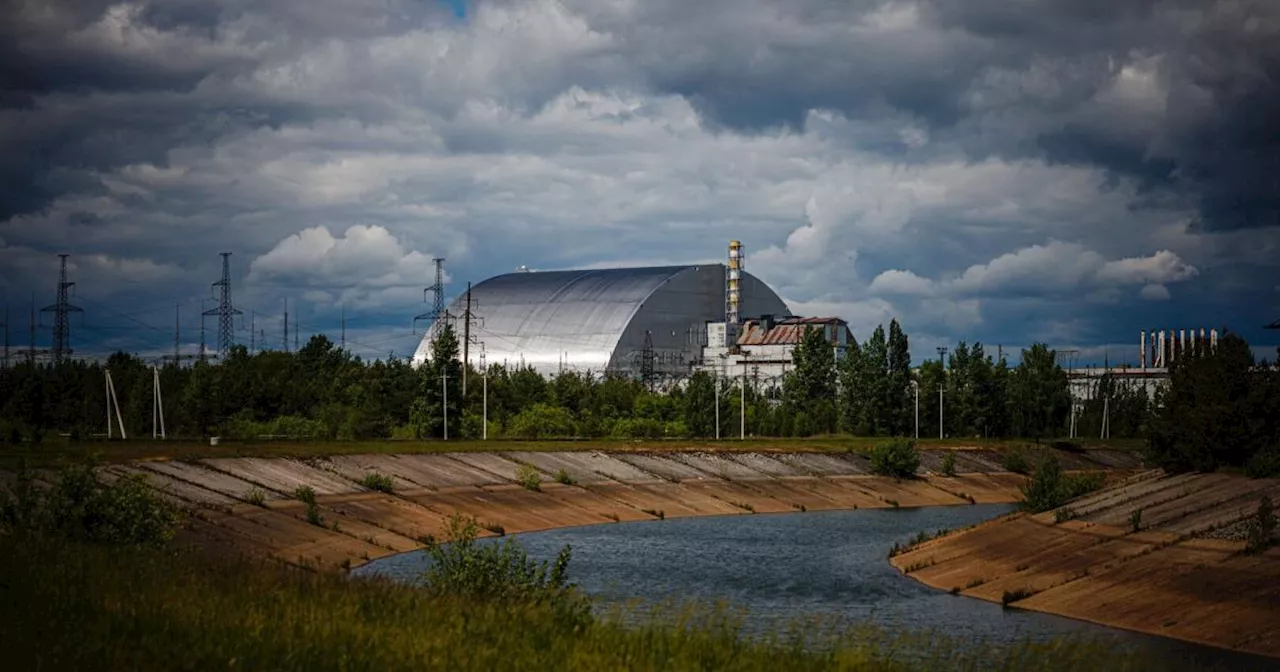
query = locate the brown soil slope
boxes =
[890,470,1280,658]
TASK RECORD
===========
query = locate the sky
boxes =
[1,0,1278,366]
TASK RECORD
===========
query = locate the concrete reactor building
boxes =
[412,242,795,378]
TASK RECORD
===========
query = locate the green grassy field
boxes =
[0,435,1143,468]
[0,535,1182,672]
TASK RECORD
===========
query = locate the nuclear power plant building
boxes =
[411,263,792,378]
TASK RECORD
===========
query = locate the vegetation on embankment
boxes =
[0,434,1141,468]
[0,505,1187,672]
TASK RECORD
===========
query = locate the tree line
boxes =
[1,320,1272,459]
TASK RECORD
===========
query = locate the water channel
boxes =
[356,504,1274,670]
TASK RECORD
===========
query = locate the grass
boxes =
[553,469,576,486]
[0,435,1145,469]
[245,488,267,507]
[1002,588,1035,607]
[641,508,666,520]
[0,536,1182,672]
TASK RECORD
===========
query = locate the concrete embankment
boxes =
[33,446,1129,573]
[889,470,1280,658]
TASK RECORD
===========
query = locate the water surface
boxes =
[357,505,1271,670]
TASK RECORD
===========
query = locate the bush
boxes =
[0,463,182,546]
[610,417,665,440]
[293,486,323,526]
[940,452,957,477]
[1245,449,1280,478]
[1002,588,1034,607]
[1019,456,1102,514]
[360,472,395,493]
[554,469,576,486]
[1246,496,1276,554]
[506,404,577,439]
[1002,449,1031,475]
[1130,508,1142,533]
[246,489,267,507]
[420,514,587,620]
[516,464,542,492]
[869,439,920,479]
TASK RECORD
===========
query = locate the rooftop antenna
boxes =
[41,254,83,362]
[203,252,242,355]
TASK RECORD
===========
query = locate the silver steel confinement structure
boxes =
[412,265,791,378]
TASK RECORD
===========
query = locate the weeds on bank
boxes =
[1246,495,1276,554]
[1002,588,1035,607]
[1130,508,1143,533]
[293,486,324,527]
[642,508,666,520]
[940,452,957,477]
[554,469,576,486]
[516,464,542,492]
[245,488,267,507]
[361,472,395,493]
[1020,456,1104,514]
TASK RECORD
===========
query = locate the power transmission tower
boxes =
[41,254,83,362]
[460,282,483,396]
[340,305,346,350]
[414,258,450,333]
[283,299,290,353]
[2,302,8,369]
[640,330,656,389]
[203,252,242,354]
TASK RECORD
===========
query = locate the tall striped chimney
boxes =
[726,240,743,327]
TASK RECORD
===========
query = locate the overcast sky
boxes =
[1,0,1277,365]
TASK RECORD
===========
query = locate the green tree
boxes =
[1008,343,1070,440]
[836,336,870,434]
[410,323,463,439]
[886,319,912,436]
[863,325,889,436]
[782,326,837,435]
[1145,333,1278,472]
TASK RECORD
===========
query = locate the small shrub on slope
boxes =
[869,438,920,479]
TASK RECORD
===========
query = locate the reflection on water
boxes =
[356,504,1272,671]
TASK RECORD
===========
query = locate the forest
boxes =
[0,319,1170,445]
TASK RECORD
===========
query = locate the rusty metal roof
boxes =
[737,317,845,346]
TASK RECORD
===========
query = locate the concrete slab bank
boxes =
[889,471,1280,659]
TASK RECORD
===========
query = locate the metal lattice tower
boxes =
[41,254,83,362]
[414,257,449,332]
[640,330,656,388]
[203,253,242,354]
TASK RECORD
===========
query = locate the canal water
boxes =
[355,504,1274,670]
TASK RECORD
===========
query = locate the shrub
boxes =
[1246,496,1276,554]
[869,438,920,479]
[1002,449,1031,475]
[360,472,395,493]
[1245,449,1280,478]
[1019,456,1104,514]
[642,508,665,520]
[1054,507,1077,524]
[940,452,957,477]
[610,417,665,440]
[1002,588,1034,607]
[421,514,587,620]
[246,489,267,507]
[0,463,182,546]
[293,486,323,527]
[506,404,577,439]
[516,464,542,492]
[1129,508,1143,533]
[554,469,576,486]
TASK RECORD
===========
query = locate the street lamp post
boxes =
[911,379,919,439]
[480,350,488,441]
[936,346,948,440]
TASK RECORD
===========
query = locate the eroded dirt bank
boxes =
[890,470,1280,658]
[27,446,1129,572]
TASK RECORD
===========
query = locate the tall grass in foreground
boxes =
[0,537,1193,672]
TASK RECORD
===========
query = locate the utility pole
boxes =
[250,310,256,353]
[937,346,948,440]
[203,252,241,354]
[481,350,488,440]
[912,380,919,440]
[105,369,126,439]
[714,364,721,440]
[199,299,208,364]
[173,302,180,363]
[283,299,289,353]
[741,359,747,440]
[462,283,479,396]
[153,365,166,439]
[42,254,83,362]
[2,302,8,369]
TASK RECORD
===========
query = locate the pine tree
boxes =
[886,319,912,436]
